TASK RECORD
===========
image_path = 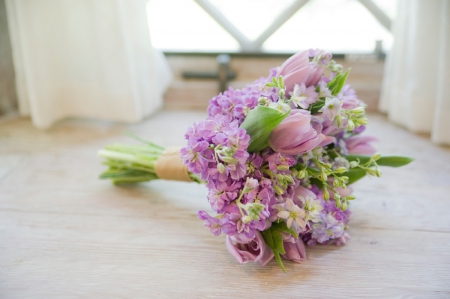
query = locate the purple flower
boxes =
[345,135,377,155]
[335,232,350,246]
[311,213,344,243]
[198,211,227,236]
[338,85,360,110]
[281,239,307,263]
[243,177,259,193]
[221,212,256,243]
[269,110,326,155]
[180,139,212,180]
[226,232,274,266]
[353,125,366,134]
[246,153,263,177]
[207,183,239,212]
[309,48,332,65]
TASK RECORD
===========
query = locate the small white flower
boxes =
[277,199,306,230]
[320,97,342,120]
[290,84,308,108]
[300,196,323,222]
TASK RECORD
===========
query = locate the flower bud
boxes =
[217,163,226,173]
[351,107,365,116]
[244,203,265,221]
[258,97,270,106]
[274,185,285,195]
[277,164,290,171]
[349,161,359,168]
[221,156,237,164]
[242,215,252,224]
[335,115,343,128]
[335,167,347,174]
[284,175,294,184]
[335,198,341,208]
[356,117,368,125]
[347,119,355,131]
[243,178,259,194]
[375,168,382,177]
[372,153,381,161]
[323,188,330,200]
[366,168,376,176]
[297,169,306,179]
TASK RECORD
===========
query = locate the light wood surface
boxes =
[1,111,449,298]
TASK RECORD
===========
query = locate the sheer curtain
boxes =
[379,0,450,145]
[5,0,172,129]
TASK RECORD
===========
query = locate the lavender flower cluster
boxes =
[181,49,378,269]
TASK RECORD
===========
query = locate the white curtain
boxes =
[5,0,172,129]
[379,0,450,145]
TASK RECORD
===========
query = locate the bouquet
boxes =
[98,49,412,270]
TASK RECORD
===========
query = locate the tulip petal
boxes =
[283,66,313,93]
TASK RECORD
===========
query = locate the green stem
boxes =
[98,149,156,168]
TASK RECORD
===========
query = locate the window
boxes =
[147,0,397,53]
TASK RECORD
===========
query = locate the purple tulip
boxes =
[269,110,326,155]
[226,231,274,266]
[345,135,377,155]
[276,50,323,93]
[281,239,306,263]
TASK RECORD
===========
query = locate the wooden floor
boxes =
[1,110,449,298]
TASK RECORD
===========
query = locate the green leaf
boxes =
[310,99,325,114]
[240,106,289,153]
[377,156,414,167]
[345,155,414,167]
[261,227,286,271]
[344,154,371,164]
[327,74,341,91]
[331,68,350,95]
[273,221,298,239]
[261,221,297,272]
[338,168,366,185]
[309,178,325,189]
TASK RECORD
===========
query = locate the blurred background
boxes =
[0,0,449,144]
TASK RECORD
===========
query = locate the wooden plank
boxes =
[0,111,449,298]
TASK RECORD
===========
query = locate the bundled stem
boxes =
[98,140,201,185]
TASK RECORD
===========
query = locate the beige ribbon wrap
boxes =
[154,146,191,182]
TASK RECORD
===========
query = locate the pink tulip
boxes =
[276,50,324,93]
[304,64,324,87]
[345,135,377,155]
[269,110,326,155]
[281,239,306,263]
[226,232,274,266]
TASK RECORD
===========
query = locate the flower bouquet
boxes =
[98,49,412,270]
